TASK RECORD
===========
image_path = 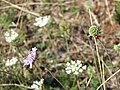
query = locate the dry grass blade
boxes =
[104,0,113,25]
[0,84,32,89]
[2,0,40,16]
[96,69,120,90]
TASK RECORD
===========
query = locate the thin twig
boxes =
[89,9,99,26]
[94,37,102,80]
[89,9,106,89]
[98,39,119,87]
[0,84,32,89]
[77,80,81,90]
[96,69,120,90]
[86,74,92,87]
[101,56,106,90]
[89,9,93,25]
[89,9,100,85]
[2,0,40,16]
[104,0,113,25]
[0,1,75,9]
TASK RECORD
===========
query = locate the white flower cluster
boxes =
[31,79,44,90]
[34,16,50,27]
[65,60,87,75]
[5,57,18,67]
[4,29,18,43]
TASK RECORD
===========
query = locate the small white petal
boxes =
[5,37,12,43]
[77,63,82,69]
[71,66,76,72]
[65,67,71,70]
[35,17,42,21]
[31,79,44,90]
[31,84,39,90]
[75,63,78,67]
[79,69,83,72]
[4,32,9,37]
[74,71,79,75]
[66,62,70,66]
[75,67,80,71]
[71,60,75,65]
[82,65,87,70]
[39,78,44,84]
[34,22,39,26]
[118,43,120,47]
[77,60,81,65]
[66,69,72,74]
[34,81,39,85]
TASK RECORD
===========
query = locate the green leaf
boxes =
[113,44,120,51]
[90,76,100,89]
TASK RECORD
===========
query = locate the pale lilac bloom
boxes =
[23,47,37,68]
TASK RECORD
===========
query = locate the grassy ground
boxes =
[0,0,120,90]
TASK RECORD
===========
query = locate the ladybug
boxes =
[93,35,98,39]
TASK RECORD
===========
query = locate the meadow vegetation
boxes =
[0,0,120,90]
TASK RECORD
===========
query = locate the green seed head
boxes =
[89,25,98,36]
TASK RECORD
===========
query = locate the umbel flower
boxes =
[5,57,18,67]
[4,29,18,43]
[23,47,37,68]
[34,15,50,27]
[31,79,44,90]
[65,60,87,75]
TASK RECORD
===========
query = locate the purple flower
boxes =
[23,47,37,68]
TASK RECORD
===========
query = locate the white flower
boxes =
[5,57,18,66]
[4,29,18,43]
[65,60,87,75]
[31,79,44,90]
[34,16,50,27]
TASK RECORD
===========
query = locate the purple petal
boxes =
[23,47,37,68]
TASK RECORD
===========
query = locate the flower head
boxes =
[4,29,18,43]
[34,15,50,27]
[88,25,98,36]
[23,47,37,68]
[5,57,18,67]
[65,60,87,75]
[31,79,44,90]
